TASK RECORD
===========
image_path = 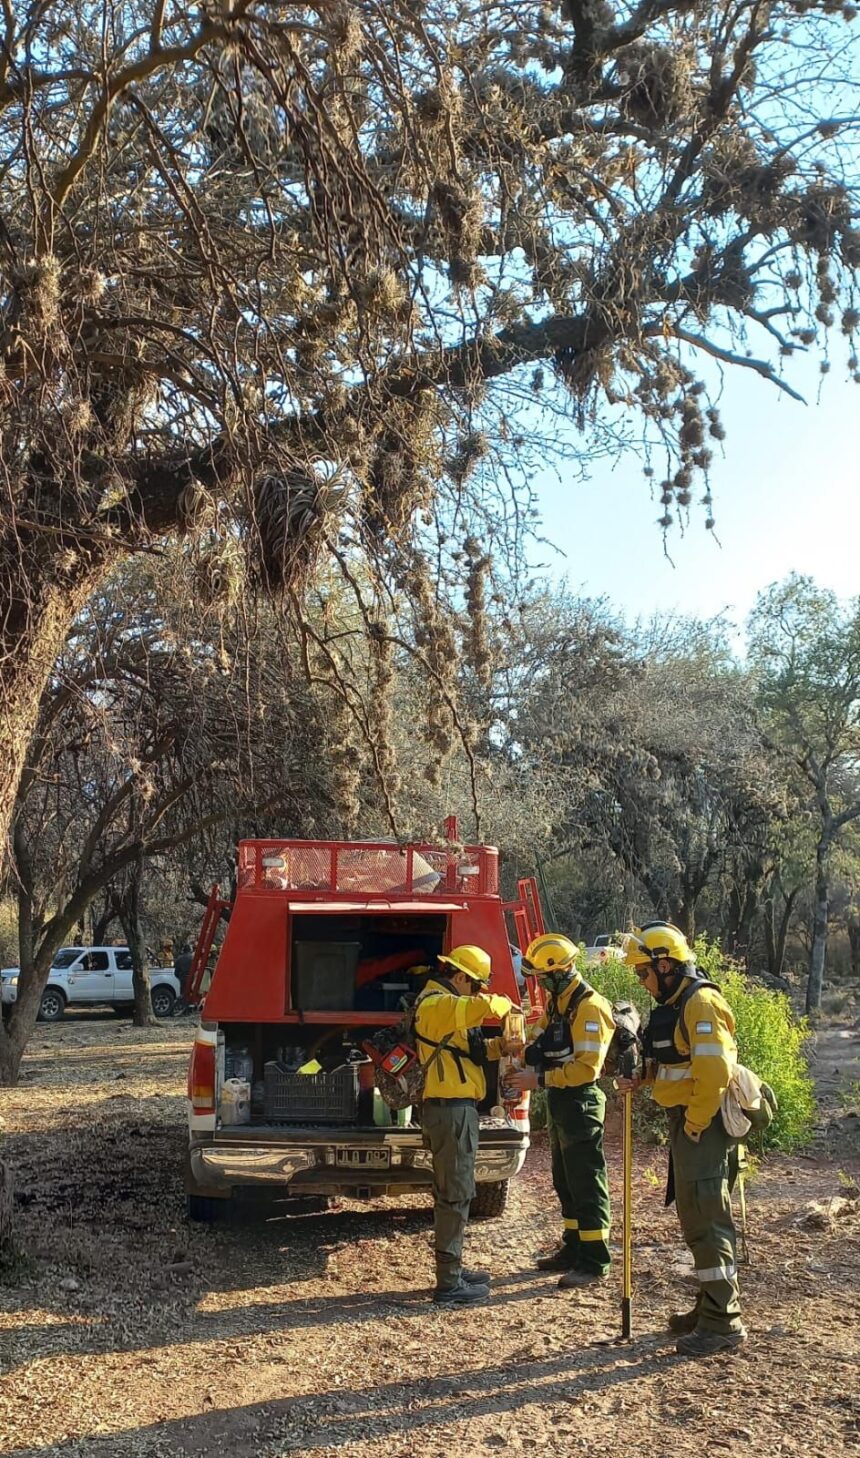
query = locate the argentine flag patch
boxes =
[696,1020,713,1034]
[585,1020,600,1032]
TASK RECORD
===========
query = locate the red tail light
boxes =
[189,1039,216,1113]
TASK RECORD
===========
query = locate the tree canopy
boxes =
[2,0,860,858]
[749,574,860,1009]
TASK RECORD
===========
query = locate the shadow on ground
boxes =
[6,1337,681,1458]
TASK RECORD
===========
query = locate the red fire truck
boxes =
[184,827,545,1222]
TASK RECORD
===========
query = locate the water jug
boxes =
[220,1077,251,1126]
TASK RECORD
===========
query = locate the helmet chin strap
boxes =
[652,964,685,1004]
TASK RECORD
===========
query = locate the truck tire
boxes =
[151,986,176,1018]
[469,1180,509,1220]
[187,1193,233,1224]
[37,987,66,1022]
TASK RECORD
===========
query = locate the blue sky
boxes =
[533,352,857,631]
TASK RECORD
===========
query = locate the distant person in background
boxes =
[173,943,194,1015]
[509,944,526,998]
[159,940,174,967]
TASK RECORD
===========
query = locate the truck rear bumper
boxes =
[188,1124,528,1197]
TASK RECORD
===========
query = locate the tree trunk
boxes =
[725,885,742,954]
[92,903,118,945]
[726,863,764,961]
[0,837,137,1088]
[848,915,860,980]
[0,1034,21,1087]
[769,874,804,979]
[0,535,113,858]
[0,536,114,1242]
[734,883,759,963]
[670,899,695,940]
[117,861,155,1027]
[806,835,832,1014]
[0,947,55,1088]
[131,961,155,1027]
[0,1129,13,1258]
[775,886,804,979]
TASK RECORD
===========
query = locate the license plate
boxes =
[331,1147,391,1169]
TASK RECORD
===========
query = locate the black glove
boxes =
[524,1036,546,1070]
[467,1027,489,1067]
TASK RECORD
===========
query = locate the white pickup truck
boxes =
[582,934,624,966]
[0,946,180,1022]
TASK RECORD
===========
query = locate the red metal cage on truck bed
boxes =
[236,839,499,898]
[188,836,545,1014]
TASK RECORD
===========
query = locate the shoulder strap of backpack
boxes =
[677,978,721,1048]
[559,979,593,1019]
[412,988,469,1084]
[414,1028,468,1082]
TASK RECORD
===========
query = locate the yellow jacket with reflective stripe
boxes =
[650,980,737,1134]
[413,978,505,1100]
[528,976,615,1090]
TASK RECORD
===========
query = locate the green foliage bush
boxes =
[693,938,816,1151]
[528,1086,548,1131]
[525,942,816,1150]
[576,955,652,1021]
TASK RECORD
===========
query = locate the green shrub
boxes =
[529,1085,548,1131]
[524,943,816,1151]
[693,938,816,1151]
[576,955,652,1022]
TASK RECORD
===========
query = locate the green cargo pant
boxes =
[421,1099,479,1291]
[668,1107,743,1335]
[547,1083,611,1274]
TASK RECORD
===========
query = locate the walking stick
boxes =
[597,1006,641,1350]
[736,1144,750,1265]
[621,1084,633,1340]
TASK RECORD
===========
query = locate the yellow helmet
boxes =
[622,922,692,968]
[438,945,492,983]
[523,933,578,976]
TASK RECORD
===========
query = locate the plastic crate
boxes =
[263,1062,359,1123]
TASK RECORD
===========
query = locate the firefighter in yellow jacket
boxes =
[414,946,514,1306]
[507,934,616,1286]
[620,921,746,1357]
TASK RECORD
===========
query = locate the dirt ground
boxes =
[1,1013,859,1458]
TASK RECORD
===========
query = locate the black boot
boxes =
[536,1246,578,1272]
[667,1306,700,1333]
[461,1268,491,1286]
[675,1327,747,1357]
[432,1279,490,1306]
[557,1267,608,1289]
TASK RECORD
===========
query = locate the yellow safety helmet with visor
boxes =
[437,944,492,984]
[523,933,579,977]
[621,922,693,974]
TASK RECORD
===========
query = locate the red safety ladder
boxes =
[187,884,230,1005]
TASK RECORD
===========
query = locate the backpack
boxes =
[721,1064,779,1137]
[362,990,468,1110]
[604,998,643,1079]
